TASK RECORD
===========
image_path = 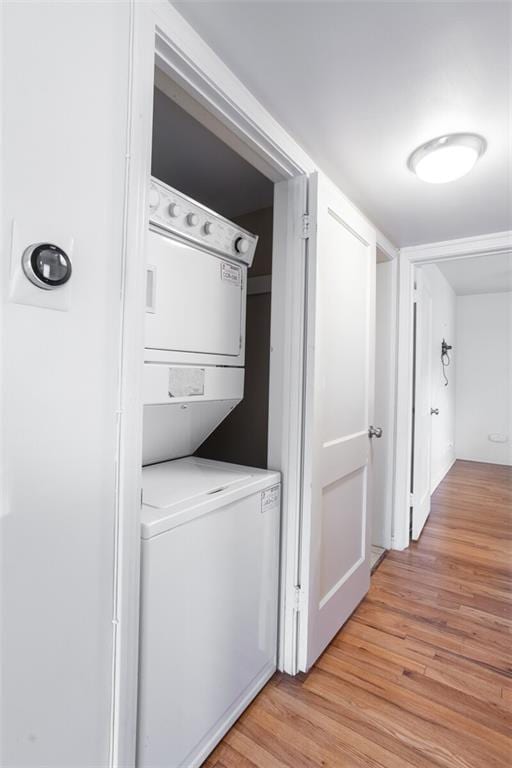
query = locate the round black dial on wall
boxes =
[22,243,72,290]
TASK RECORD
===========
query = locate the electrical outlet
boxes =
[488,433,508,444]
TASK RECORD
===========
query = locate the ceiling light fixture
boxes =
[408,133,486,184]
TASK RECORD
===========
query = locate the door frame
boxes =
[392,230,512,551]
[113,3,398,765]
[113,4,313,765]
[410,266,433,540]
[373,249,398,552]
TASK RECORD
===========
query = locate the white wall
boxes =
[420,265,457,491]
[456,292,512,465]
[1,3,131,765]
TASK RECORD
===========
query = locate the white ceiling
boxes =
[436,252,512,295]
[174,1,512,247]
[152,85,273,218]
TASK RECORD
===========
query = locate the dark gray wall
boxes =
[151,87,273,219]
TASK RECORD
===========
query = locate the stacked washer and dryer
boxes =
[137,177,281,768]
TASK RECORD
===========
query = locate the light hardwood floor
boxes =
[205,460,512,767]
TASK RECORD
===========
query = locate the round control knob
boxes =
[186,213,199,227]
[22,243,72,290]
[168,202,181,218]
[148,187,160,210]
[234,236,250,255]
[204,221,215,235]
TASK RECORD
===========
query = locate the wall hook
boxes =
[441,338,453,386]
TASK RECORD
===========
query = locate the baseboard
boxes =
[455,456,512,467]
[431,457,456,493]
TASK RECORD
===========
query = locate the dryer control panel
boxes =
[148,177,258,268]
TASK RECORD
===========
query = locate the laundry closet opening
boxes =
[137,62,282,768]
[146,72,275,470]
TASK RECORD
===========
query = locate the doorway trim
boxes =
[114,4,398,764]
[113,3,315,766]
[373,249,398,553]
[392,229,512,551]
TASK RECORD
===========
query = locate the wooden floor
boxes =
[205,460,512,767]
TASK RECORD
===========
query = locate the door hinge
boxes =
[409,492,415,506]
[293,585,302,612]
[301,214,311,240]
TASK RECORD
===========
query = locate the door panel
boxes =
[299,172,376,671]
[412,270,433,540]
[320,468,366,603]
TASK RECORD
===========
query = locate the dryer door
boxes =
[145,230,245,359]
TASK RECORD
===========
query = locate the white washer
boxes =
[137,457,281,768]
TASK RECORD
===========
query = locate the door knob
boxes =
[430,408,439,415]
[368,426,383,439]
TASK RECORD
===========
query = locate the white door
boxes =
[411,269,433,539]
[298,172,376,672]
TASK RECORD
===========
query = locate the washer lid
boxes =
[142,456,252,510]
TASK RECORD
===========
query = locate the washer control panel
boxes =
[148,177,258,267]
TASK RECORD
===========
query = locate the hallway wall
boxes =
[1,3,131,765]
[420,265,457,491]
[456,291,512,465]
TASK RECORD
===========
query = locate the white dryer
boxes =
[137,457,280,768]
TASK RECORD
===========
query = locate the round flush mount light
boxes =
[407,133,487,184]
